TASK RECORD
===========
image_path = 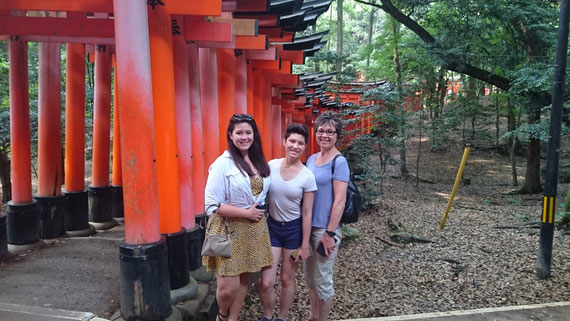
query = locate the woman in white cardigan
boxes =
[203,114,273,321]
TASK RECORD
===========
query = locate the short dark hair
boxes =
[284,123,309,143]
[314,111,342,140]
[226,114,270,177]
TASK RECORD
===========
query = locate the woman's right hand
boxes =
[246,203,265,222]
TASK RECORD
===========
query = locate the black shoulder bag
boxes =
[331,154,362,224]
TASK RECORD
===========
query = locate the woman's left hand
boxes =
[320,234,336,257]
[296,247,310,261]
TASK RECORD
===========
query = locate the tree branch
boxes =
[357,0,512,91]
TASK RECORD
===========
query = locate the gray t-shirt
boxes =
[267,158,317,222]
[306,153,350,229]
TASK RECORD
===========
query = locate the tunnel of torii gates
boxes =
[0,0,376,319]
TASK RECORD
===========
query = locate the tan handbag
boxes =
[201,214,232,258]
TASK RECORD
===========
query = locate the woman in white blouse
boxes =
[203,114,273,321]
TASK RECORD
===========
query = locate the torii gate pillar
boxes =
[147,3,189,292]
[89,44,117,230]
[110,62,124,220]
[63,43,93,236]
[6,35,40,249]
[113,0,171,319]
[35,41,65,240]
[188,42,207,272]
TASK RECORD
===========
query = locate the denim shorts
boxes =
[267,216,302,250]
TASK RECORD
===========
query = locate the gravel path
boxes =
[241,136,570,321]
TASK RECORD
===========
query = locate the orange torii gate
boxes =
[0,0,333,320]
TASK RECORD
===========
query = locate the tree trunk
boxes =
[416,108,422,187]
[495,88,500,147]
[435,69,446,118]
[520,94,544,193]
[510,133,518,186]
[336,0,344,74]
[313,24,320,72]
[390,17,407,177]
[366,9,376,68]
[0,149,12,203]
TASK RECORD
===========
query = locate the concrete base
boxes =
[110,306,183,321]
[8,240,43,254]
[170,276,198,303]
[0,303,99,321]
[90,219,118,231]
[65,225,96,238]
[189,265,213,282]
[176,283,215,321]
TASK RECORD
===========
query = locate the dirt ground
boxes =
[241,134,570,320]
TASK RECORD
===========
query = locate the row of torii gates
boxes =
[0,1,376,320]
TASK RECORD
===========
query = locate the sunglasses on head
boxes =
[232,114,253,121]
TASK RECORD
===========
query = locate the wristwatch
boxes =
[326,230,336,237]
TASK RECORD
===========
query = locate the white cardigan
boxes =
[204,150,270,216]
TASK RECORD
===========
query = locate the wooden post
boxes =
[235,50,247,114]
[113,0,170,319]
[271,104,282,159]
[148,3,189,291]
[7,34,40,246]
[246,62,255,115]
[188,42,205,215]
[110,59,124,219]
[199,47,220,175]
[91,45,112,188]
[172,15,194,230]
[36,41,65,239]
[261,74,272,158]
[9,35,32,203]
[64,43,86,193]
[63,43,92,234]
[89,44,116,229]
[188,42,207,272]
[37,42,63,197]
[217,48,236,153]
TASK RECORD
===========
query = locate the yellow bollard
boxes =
[439,144,471,230]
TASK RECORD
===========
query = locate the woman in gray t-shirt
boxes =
[259,124,317,321]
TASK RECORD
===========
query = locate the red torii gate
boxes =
[0,0,331,319]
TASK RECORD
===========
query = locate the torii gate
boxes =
[0,0,332,319]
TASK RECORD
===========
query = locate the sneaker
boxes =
[260,317,273,321]
[276,319,289,321]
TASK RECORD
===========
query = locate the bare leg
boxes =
[216,274,240,320]
[277,248,297,320]
[227,273,250,321]
[260,247,282,319]
[318,297,334,321]
[306,287,319,321]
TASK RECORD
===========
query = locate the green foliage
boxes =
[506,197,521,206]
[564,188,570,213]
[515,213,530,222]
[340,225,360,242]
[558,211,570,231]
[340,131,383,210]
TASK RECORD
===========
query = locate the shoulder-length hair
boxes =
[314,111,343,141]
[226,114,270,177]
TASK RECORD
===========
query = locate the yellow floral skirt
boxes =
[202,214,273,277]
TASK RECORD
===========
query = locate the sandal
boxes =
[217,310,229,321]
